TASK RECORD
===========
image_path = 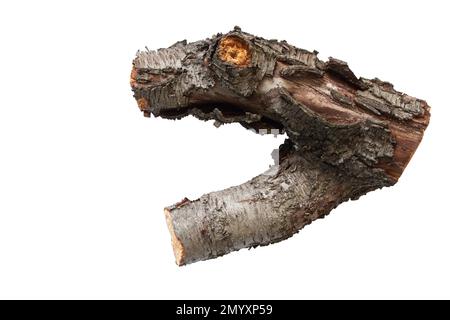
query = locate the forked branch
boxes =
[131,27,430,265]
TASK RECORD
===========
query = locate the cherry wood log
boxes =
[130,27,430,265]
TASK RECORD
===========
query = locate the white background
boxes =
[0,0,448,299]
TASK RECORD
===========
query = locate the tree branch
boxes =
[131,27,430,265]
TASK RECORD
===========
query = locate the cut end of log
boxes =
[217,36,251,67]
[130,66,137,87]
[164,208,185,266]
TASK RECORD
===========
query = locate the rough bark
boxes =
[130,27,430,265]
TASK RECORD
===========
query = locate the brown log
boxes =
[130,27,430,265]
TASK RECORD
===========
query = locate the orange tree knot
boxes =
[217,36,251,67]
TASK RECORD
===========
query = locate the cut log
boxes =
[130,27,430,265]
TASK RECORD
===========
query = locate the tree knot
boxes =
[217,36,251,67]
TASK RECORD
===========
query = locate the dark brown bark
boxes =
[130,27,430,265]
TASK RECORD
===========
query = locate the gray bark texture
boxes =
[130,27,430,265]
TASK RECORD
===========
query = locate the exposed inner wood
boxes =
[164,208,185,266]
[217,36,251,67]
[130,27,430,265]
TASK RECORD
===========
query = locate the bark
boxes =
[130,27,430,265]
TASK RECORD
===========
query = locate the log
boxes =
[130,27,430,265]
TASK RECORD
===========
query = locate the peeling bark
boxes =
[130,27,430,265]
